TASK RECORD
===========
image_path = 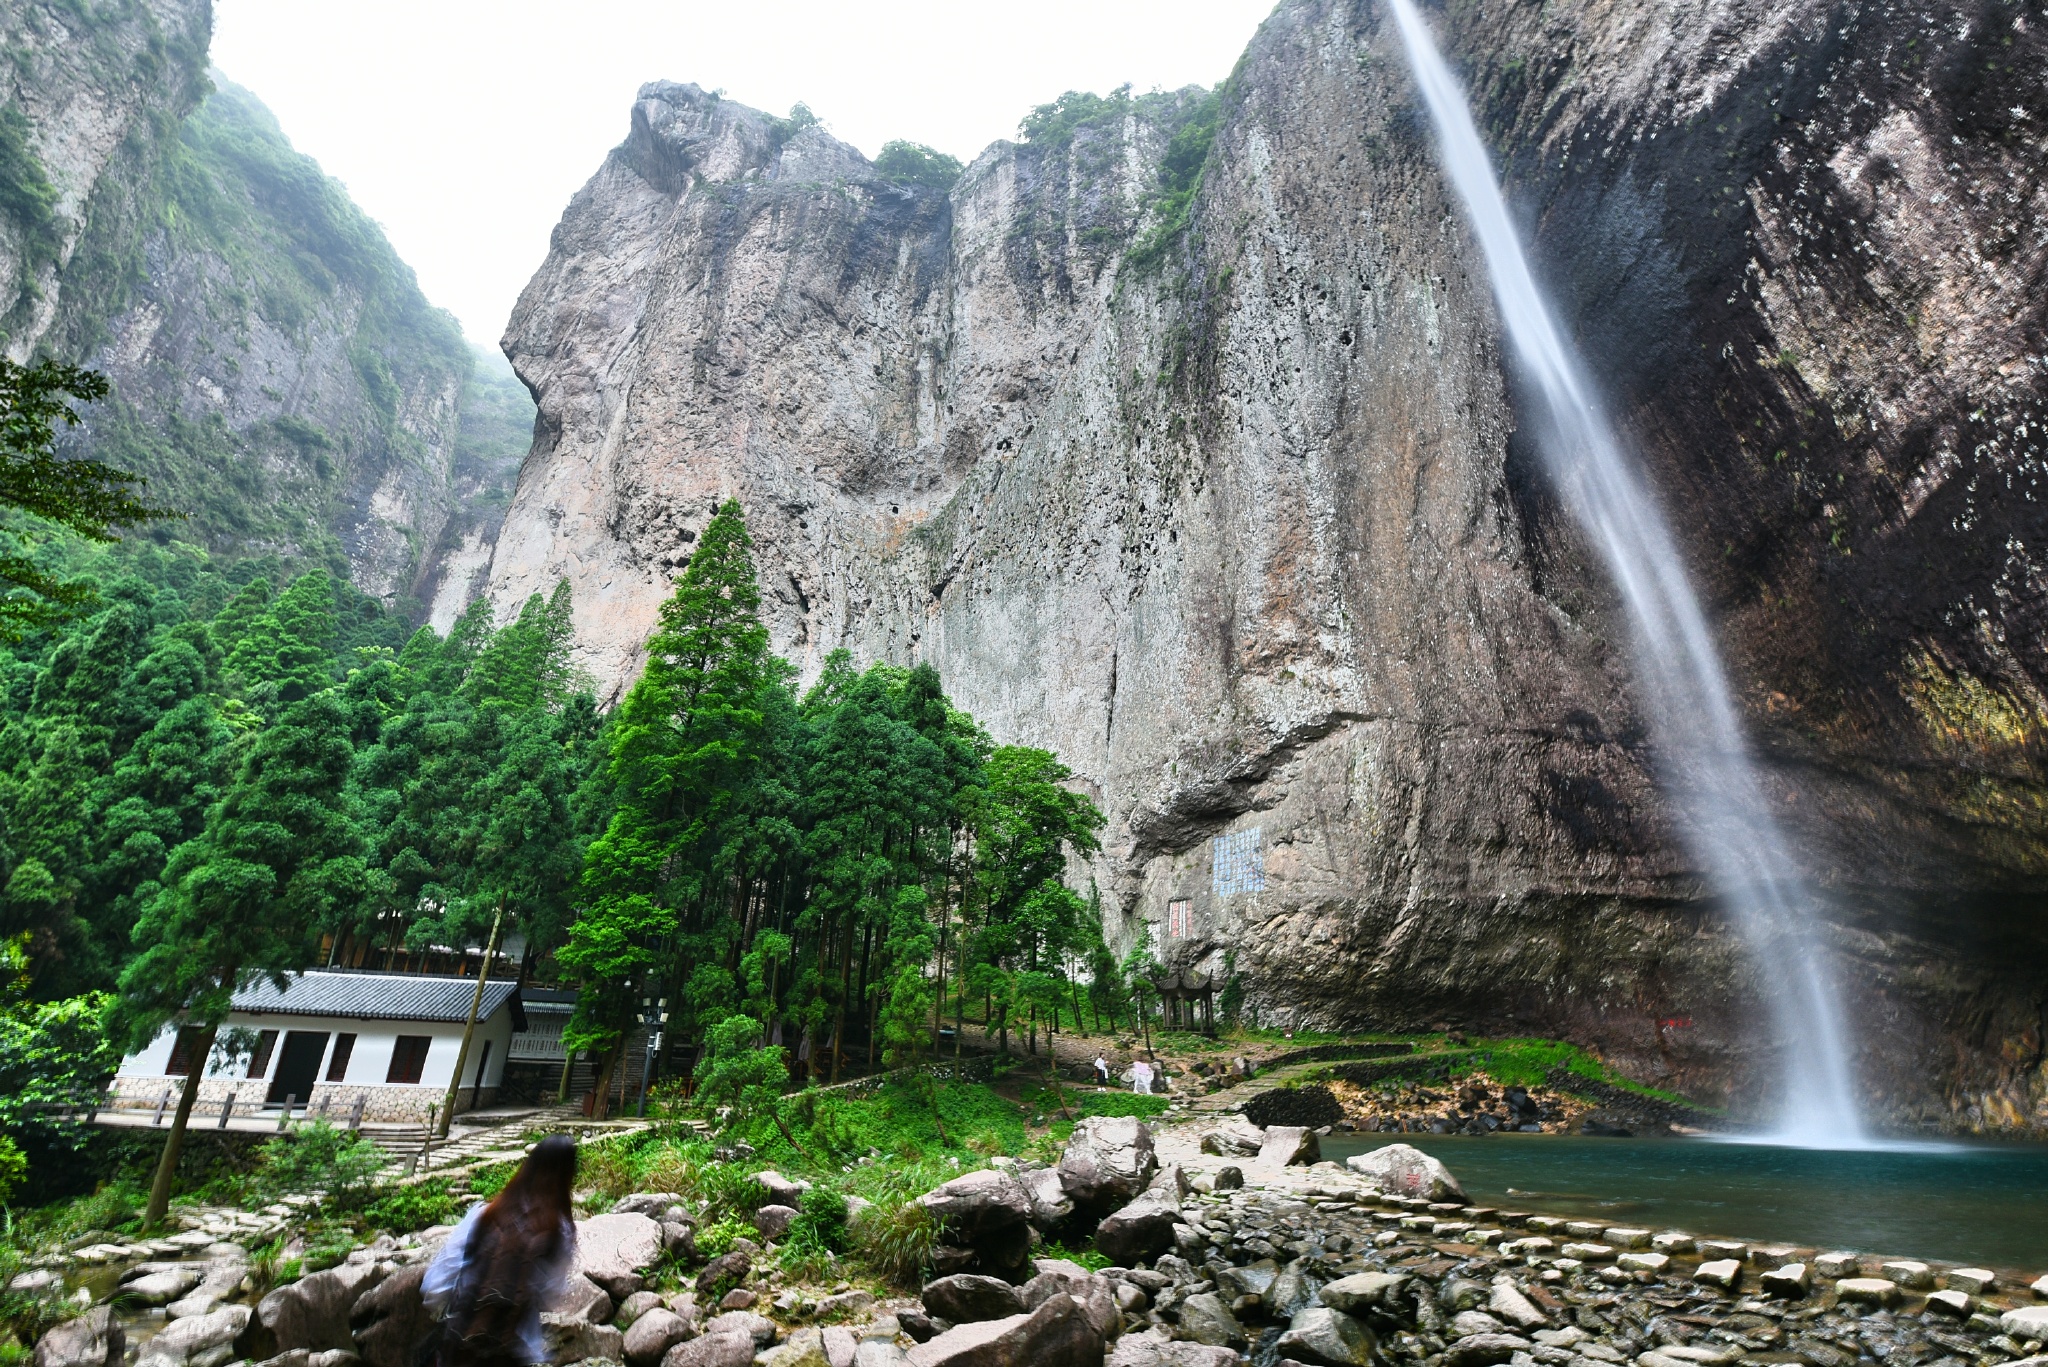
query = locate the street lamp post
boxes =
[636,995,669,1117]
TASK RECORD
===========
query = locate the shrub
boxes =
[695,1216,753,1262]
[362,1179,462,1233]
[851,1194,936,1288]
[0,1137,24,1206]
[1079,1092,1169,1119]
[789,1183,847,1253]
[256,1120,385,1208]
[873,142,962,192]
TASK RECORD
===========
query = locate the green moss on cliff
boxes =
[0,103,59,287]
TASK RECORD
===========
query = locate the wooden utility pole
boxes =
[437,900,504,1138]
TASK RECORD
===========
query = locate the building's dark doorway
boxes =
[267,1031,330,1105]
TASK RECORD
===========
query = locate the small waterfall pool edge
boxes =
[1321,1132,2048,1272]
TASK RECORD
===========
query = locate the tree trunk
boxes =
[145,1020,219,1228]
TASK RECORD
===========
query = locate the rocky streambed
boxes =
[19,1119,2048,1367]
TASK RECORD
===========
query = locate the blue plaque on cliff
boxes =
[1211,827,1265,896]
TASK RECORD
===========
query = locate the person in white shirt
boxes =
[1093,1055,1110,1086]
[422,1134,579,1367]
[1133,1058,1155,1094]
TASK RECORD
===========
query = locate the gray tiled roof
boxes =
[231,972,527,1030]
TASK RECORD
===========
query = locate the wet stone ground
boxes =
[1136,1169,2048,1367]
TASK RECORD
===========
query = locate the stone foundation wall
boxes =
[105,1077,498,1123]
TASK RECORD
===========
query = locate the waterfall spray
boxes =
[1385,0,1864,1144]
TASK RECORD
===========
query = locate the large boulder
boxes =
[1093,1199,1179,1267]
[919,1169,1034,1242]
[138,1307,250,1367]
[616,1193,692,1221]
[755,1205,799,1241]
[923,1275,1028,1324]
[349,1264,433,1367]
[1107,1340,1237,1367]
[1257,1126,1320,1167]
[1199,1117,1264,1158]
[703,1312,776,1347]
[35,1307,124,1367]
[1174,1294,1246,1347]
[1057,1118,1157,1213]
[255,1261,385,1357]
[625,1309,694,1367]
[168,1258,254,1321]
[577,1211,666,1300]
[695,1252,750,1299]
[120,1266,204,1306]
[542,1315,626,1365]
[1020,1169,1073,1230]
[1274,1308,1375,1367]
[664,1331,756,1367]
[1317,1272,1409,1316]
[752,1171,811,1209]
[906,1294,1104,1367]
[1343,1144,1467,1202]
[546,1273,615,1324]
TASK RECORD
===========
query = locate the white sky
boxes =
[210,1,1279,346]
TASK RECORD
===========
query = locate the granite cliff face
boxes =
[2,0,530,606]
[488,0,2048,1130]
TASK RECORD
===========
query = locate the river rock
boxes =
[1812,1253,1859,1279]
[35,1307,124,1367]
[1343,1144,1466,1202]
[1175,1293,1246,1347]
[1880,1261,1933,1290]
[1442,1335,1533,1367]
[1835,1279,1900,1305]
[1020,1169,1073,1229]
[759,1328,831,1367]
[1449,1312,1506,1339]
[542,1313,626,1364]
[704,1312,775,1347]
[1760,1264,1810,1298]
[122,1267,205,1306]
[1486,1277,1545,1329]
[1924,1291,1973,1318]
[1212,1167,1243,1192]
[257,1261,385,1356]
[1057,1118,1157,1212]
[547,1273,615,1324]
[1219,1260,1283,1303]
[1258,1127,1320,1167]
[1274,1307,1376,1367]
[1316,1271,1406,1315]
[1268,1262,1315,1319]
[923,1275,1027,1324]
[1107,1340,1238,1367]
[856,1344,913,1367]
[2002,1307,2048,1338]
[624,1309,693,1367]
[1651,1234,1696,1255]
[616,1192,691,1220]
[905,1293,1103,1367]
[1946,1268,1995,1294]
[754,1204,798,1240]
[613,1291,664,1329]
[1200,1118,1265,1157]
[348,1264,432,1367]
[1094,1198,1180,1266]
[577,1212,665,1300]
[1693,1262,1741,1291]
[140,1306,250,1367]
[663,1331,756,1367]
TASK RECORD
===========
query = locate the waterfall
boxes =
[1385,0,1865,1145]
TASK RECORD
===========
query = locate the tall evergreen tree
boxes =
[115,691,367,1225]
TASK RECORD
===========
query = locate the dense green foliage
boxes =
[872,141,963,191]
[0,357,172,635]
[1124,87,1223,272]
[562,500,1110,1115]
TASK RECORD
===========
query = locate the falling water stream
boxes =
[1385,0,1866,1145]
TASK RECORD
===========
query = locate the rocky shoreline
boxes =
[17,1120,2048,1367]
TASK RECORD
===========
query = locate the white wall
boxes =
[119,1009,519,1090]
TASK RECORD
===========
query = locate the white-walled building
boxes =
[111,971,529,1123]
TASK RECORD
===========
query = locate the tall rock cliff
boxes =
[2,0,530,607]
[488,0,2048,1128]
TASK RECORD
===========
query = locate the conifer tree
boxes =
[116,691,368,1225]
[567,499,777,1114]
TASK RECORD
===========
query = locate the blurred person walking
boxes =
[423,1134,579,1367]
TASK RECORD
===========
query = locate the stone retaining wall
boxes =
[103,1077,497,1123]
